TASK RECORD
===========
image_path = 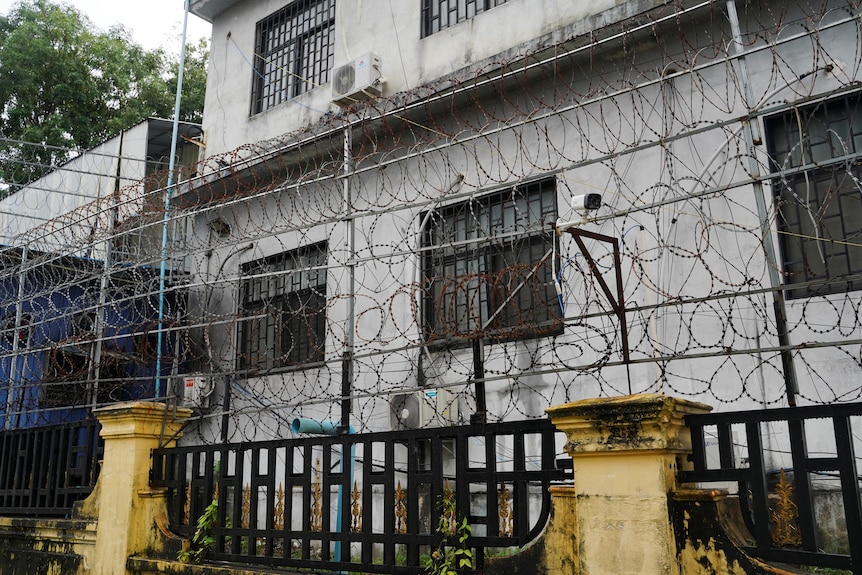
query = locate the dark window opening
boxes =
[41,348,128,408]
[251,0,336,114]
[765,92,862,299]
[423,178,560,344]
[421,0,508,38]
[238,242,328,373]
[1,312,31,347]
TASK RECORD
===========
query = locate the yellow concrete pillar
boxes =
[90,402,190,575]
[546,394,711,575]
[544,486,580,574]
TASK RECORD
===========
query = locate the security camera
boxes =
[571,193,602,211]
[555,192,604,233]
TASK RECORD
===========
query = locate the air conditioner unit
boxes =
[390,388,459,430]
[331,53,383,107]
[177,374,209,408]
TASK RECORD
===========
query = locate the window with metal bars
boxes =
[420,0,508,37]
[423,179,561,344]
[251,0,336,115]
[41,349,128,408]
[766,92,862,299]
[238,243,327,373]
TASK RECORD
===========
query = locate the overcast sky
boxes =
[0,0,211,52]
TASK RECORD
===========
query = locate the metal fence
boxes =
[0,418,103,517]
[682,402,862,574]
[151,418,571,574]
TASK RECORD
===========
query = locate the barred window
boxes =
[239,243,327,372]
[423,179,560,343]
[251,0,336,115]
[766,93,862,299]
[421,0,508,37]
[41,349,127,408]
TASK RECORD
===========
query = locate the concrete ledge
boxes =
[0,516,97,542]
[0,516,97,575]
[127,556,304,575]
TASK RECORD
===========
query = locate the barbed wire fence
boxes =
[0,0,860,444]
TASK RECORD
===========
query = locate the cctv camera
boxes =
[571,193,602,211]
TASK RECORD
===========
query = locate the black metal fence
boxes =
[681,402,862,574]
[151,419,571,574]
[0,419,103,517]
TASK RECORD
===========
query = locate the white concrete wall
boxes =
[198,0,665,157]
[0,122,149,253]
[185,0,862,481]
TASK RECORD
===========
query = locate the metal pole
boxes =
[726,0,799,405]
[89,133,123,408]
[155,0,191,399]
[341,127,354,431]
[4,246,27,429]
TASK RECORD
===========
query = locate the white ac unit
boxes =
[331,53,383,107]
[390,388,459,430]
[177,374,209,408]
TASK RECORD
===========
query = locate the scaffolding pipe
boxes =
[4,246,27,429]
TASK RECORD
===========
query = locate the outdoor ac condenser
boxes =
[390,388,459,430]
[331,53,383,107]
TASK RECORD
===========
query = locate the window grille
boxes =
[423,179,560,343]
[251,0,336,115]
[420,0,508,37]
[766,92,862,298]
[238,242,328,372]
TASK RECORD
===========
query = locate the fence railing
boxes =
[0,418,103,517]
[151,418,571,574]
[681,402,862,574]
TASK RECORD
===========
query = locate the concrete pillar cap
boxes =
[546,393,712,454]
[94,401,192,439]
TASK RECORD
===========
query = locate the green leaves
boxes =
[0,0,207,192]
[178,497,219,564]
[425,499,474,575]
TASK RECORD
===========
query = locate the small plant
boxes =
[178,498,219,564]
[425,484,474,575]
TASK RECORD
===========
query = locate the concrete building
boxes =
[0,119,201,428]
[173,0,862,473]
[1,4,859,570]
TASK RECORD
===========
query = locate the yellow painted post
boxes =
[90,402,191,575]
[546,394,711,575]
[543,485,580,574]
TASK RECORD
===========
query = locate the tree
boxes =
[0,0,207,191]
[169,37,209,124]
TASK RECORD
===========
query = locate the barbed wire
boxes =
[1,0,861,442]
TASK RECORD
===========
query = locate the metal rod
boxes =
[566,226,632,393]
[342,127,355,431]
[155,0,191,399]
[4,246,27,429]
[726,0,799,405]
[88,133,124,409]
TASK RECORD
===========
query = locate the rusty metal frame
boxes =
[560,226,632,393]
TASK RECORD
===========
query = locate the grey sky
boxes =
[0,0,211,52]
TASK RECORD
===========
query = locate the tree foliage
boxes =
[0,0,207,189]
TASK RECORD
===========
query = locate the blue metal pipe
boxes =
[291,417,341,435]
[155,0,191,398]
[291,417,354,567]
